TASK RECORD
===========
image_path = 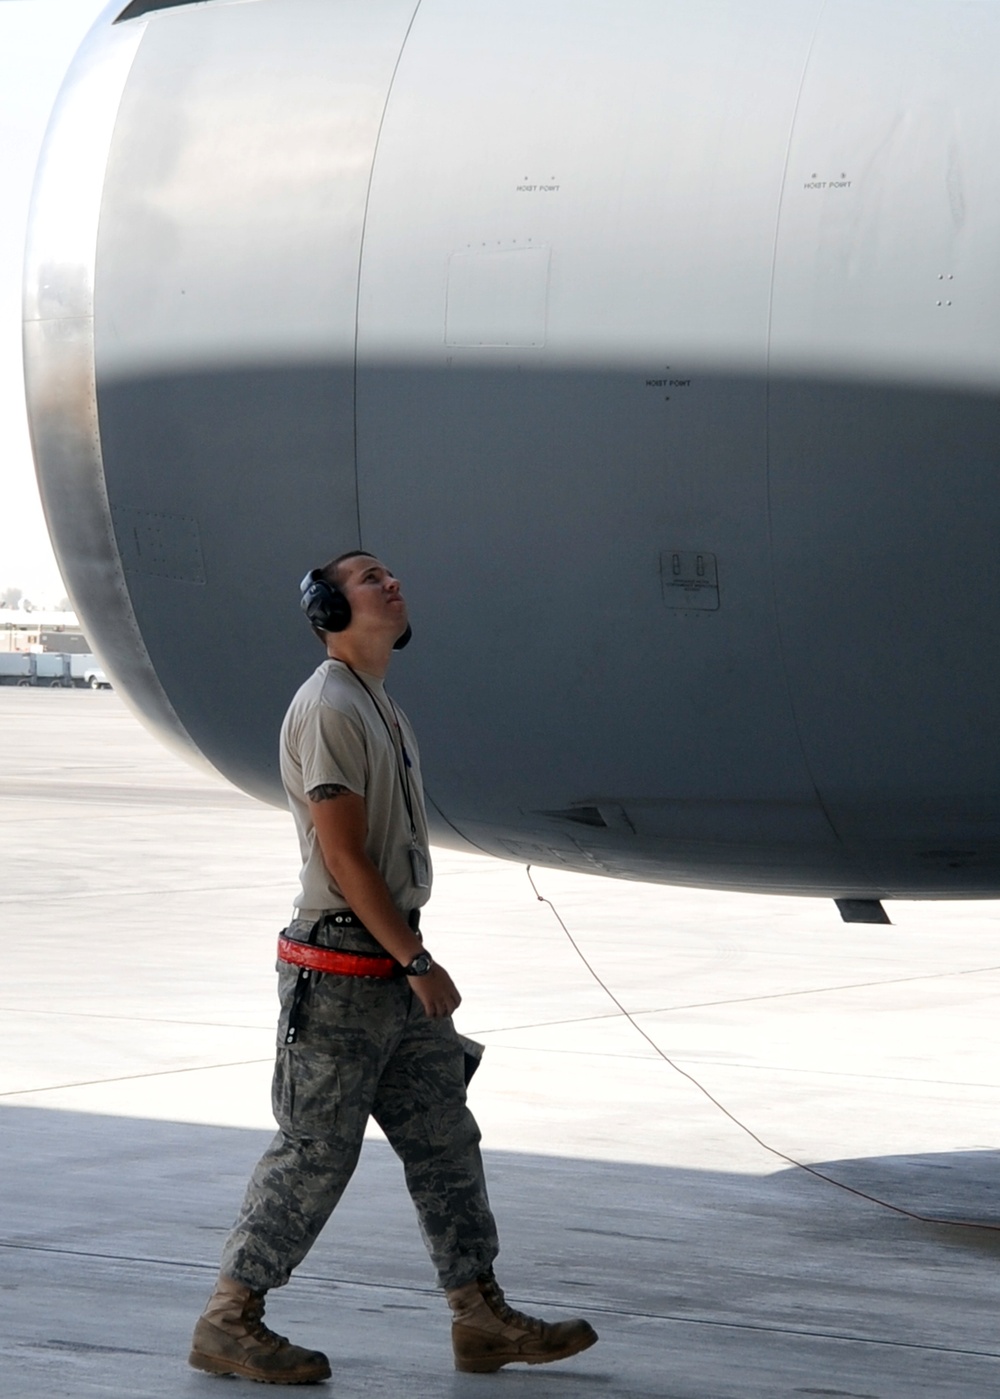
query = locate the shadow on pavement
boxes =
[2,1105,1000,1398]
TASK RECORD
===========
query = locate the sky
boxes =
[0,0,109,604]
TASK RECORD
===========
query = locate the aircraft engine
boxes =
[23,0,1000,898]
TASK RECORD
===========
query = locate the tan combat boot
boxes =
[447,1270,598,1373]
[188,1274,331,1385]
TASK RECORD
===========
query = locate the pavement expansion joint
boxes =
[0,1058,272,1099]
[6,1243,996,1361]
[0,1004,270,1030]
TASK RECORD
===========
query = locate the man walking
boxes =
[189,550,598,1383]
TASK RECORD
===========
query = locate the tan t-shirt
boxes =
[280,659,432,917]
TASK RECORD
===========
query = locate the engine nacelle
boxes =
[24,0,1000,897]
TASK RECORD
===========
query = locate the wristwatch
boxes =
[403,951,434,977]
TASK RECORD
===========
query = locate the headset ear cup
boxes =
[392,624,413,651]
[300,571,352,632]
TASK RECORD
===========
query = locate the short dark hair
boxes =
[319,550,376,590]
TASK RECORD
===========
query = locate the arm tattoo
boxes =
[307,783,352,802]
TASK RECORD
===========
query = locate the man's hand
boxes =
[409,962,461,1019]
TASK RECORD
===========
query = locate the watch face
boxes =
[408,953,432,976]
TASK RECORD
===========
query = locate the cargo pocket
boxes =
[271,1044,345,1139]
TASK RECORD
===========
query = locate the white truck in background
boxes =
[69,654,111,689]
[0,653,111,688]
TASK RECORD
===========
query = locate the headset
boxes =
[299,568,412,650]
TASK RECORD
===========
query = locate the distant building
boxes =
[0,610,89,654]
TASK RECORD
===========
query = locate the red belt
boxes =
[277,935,400,979]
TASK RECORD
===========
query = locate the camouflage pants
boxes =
[220,924,499,1293]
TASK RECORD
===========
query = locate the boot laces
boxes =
[480,1275,545,1336]
[243,1293,290,1349]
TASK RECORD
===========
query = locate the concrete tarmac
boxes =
[2,687,1000,1396]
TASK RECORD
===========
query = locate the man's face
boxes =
[338,554,408,642]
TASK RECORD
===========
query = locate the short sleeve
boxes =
[297,700,368,798]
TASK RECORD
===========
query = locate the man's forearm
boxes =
[326,848,423,965]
